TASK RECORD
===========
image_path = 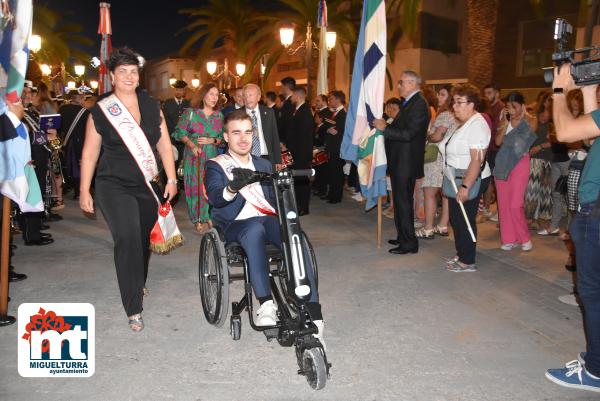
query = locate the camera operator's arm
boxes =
[553,65,600,142]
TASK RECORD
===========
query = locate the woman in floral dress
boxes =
[172,83,223,233]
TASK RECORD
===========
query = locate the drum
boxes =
[311,148,329,166]
[281,150,294,167]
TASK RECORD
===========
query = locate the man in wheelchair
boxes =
[205,109,324,341]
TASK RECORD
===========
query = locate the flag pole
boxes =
[0,196,16,326]
[377,196,382,248]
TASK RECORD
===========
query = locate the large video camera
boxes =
[543,18,600,86]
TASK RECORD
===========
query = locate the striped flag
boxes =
[0,0,43,212]
[340,0,387,210]
[98,2,112,95]
[0,0,32,103]
[316,0,328,96]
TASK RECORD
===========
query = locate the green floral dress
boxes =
[172,108,224,225]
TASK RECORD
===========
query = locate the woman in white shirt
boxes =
[439,84,491,272]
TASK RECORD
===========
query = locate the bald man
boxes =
[243,83,282,165]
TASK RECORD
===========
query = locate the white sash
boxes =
[212,153,276,216]
[97,94,183,254]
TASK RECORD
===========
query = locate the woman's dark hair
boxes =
[385,97,402,108]
[422,85,437,111]
[193,82,219,110]
[452,83,484,112]
[108,47,142,72]
[265,91,277,103]
[505,91,525,105]
[437,84,453,112]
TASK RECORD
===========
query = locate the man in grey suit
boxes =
[243,83,282,166]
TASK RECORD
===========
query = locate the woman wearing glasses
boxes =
[438,84,491,272]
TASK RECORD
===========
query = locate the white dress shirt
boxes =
[245,106,268,156]
[222,155,266,220]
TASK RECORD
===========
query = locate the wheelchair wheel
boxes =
[198,229,229,327]
[230,315,241,340]
[302,348,327,390]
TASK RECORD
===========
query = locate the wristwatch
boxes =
[461,184,469,189]
[167,179,178,185]
[553,87,564,94]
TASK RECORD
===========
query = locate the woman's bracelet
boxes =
[167,179,177,185]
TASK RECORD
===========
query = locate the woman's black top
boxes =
[551,142,570,163]
[91,90,162,186]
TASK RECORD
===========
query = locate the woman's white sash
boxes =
[97,94,183,254]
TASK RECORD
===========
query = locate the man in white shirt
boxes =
[242,83,282,165]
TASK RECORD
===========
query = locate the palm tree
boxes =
[178,0,273,82]
[32,5,93,66]
[465,0,500,89]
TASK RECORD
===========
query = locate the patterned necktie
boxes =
[250,110,261,157]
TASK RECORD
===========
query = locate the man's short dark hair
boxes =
[266,91,277,102]
[329,90,346,105]
[281,76,296,90]
[108,47,142,72]
[318,94,328,103]
[483,82,500,92]
[293,87,307,97]
[277,94,285,102]
[224,108,252,129]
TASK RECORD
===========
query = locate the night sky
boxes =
[44,0,280,61]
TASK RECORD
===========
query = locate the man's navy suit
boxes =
[205,154,317,302]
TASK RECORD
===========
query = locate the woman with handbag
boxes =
[439,84,491,272]
[171,83,223,233]
[493,91,537,251]
[79,48,179,332]
[417,85,456,238]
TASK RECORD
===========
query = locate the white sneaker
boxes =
[313,320,326,350]
[558,293,580,306]
[500,243,518,251]
[521,240,533,251]
[351,192,364,202]
[256,300,277,327]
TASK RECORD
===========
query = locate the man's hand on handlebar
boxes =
[227,168,261,192]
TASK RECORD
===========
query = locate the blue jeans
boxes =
[225,216,318,302]
[571,202,600,376]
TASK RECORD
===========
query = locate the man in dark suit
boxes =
[323,90,347,203]
[205,110,322,337]
[221,87,244,115]
[313,94,331,196]
[242,83,282,166]
[287,87,315,215]
[59,91,89,200]
[277,76,296,144]
[374,71,431,255]
[162,80,190,165]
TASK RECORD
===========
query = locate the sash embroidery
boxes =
[97,94,183,254]
[212,153,276,216]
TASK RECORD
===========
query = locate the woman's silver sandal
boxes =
[128,314,144,332]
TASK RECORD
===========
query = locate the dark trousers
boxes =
[390,174,418,250]
[95,179,158,316]
[225,216,318,303]
[294,177,310,213]
[326,157,344,202]
[313,164,327,194]
[571,202,600,377]
[448,177,490,265]
[18,212,43,242]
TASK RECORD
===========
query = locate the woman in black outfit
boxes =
[79,48,177,332]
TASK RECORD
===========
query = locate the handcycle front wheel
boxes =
[198,228,229,327]
[302,347,327,390]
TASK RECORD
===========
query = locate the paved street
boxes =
[0,192,596,401]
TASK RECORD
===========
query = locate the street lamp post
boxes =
[279,23,336,100]
[206,58,245,90]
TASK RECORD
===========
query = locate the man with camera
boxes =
[545,65,600,393]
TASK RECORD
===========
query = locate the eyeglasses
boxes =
[453,100,471,106]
